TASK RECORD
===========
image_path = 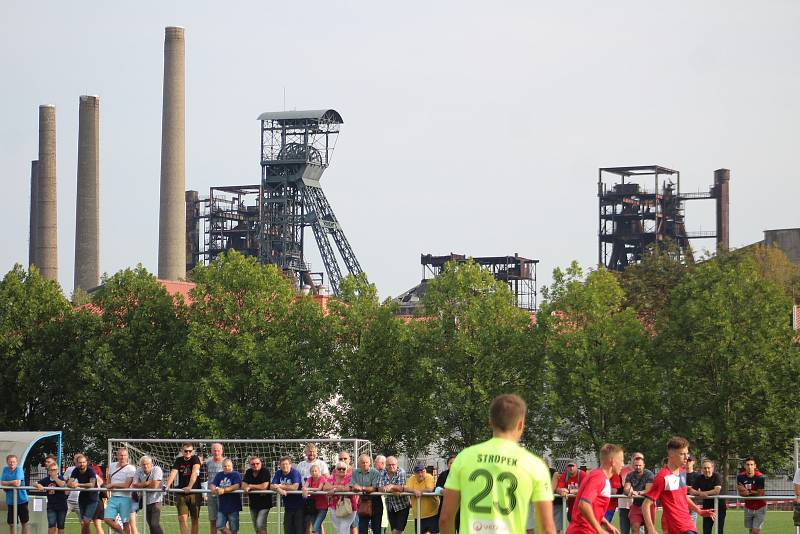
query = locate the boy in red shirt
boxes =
[565,444,624,534]
[642,437,715,534]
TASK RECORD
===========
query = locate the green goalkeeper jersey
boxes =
[445,437,553,534]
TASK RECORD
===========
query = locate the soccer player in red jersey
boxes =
[565,444,623,534]
[642,437,715,534]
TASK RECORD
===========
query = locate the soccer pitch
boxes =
[54,507,796,534]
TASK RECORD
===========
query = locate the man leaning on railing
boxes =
[2,454,29,534]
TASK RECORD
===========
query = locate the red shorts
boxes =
[628,503,655,525]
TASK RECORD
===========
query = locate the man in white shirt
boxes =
[104,447,136,534]
[297,444,329,480]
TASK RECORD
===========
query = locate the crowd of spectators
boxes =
[3,443,800,534]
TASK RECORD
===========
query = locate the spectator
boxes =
[565,443,625,534]
[624,454,654,534]
[242,456,271,534]
[325,461,357,534]
[64,454,83,523]
[337,452,357,534]
[209,459,241,534]
[298,444,330,480]
[379,456,411,534]
[35,462,67,534]
[793,463,800,528]
[685,455,699,526]
[165,443,202,534]
[555,460,583,533]
[616,452,639,534]
[206,443,226,534]
[132,456,163,534]
[737,457,766,534]
[690,459,724,534]
[604,462,624,524]
[104,446,136,534]
[67,454,100,534]
[91,464,105,534]
[641,437,714,534]
[302,464,328,534]
[406,463,439,534]
[272,456,304,534]
[1,454,29,534]
[373,456,390,534]
[435,457,456,533]
[351,454,381,534]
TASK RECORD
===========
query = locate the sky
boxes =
[2,0,799,300]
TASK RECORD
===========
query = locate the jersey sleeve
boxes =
[555,473,566,490]
[644,472,664,502]
[530,459,554,502]
[755,476,765,490]
[444,456,463,491]
[578,474,601,504]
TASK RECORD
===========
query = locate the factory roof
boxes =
[257,109,343,124]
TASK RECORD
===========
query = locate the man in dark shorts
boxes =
[2,454,29,534]
[242,456,272,534]
[67,454,101,534]
[35,463,68,534]
[166,443,202,534]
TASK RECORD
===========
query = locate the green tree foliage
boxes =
[654,254,800,481]
[331,274,437,457]
[420,261,550,454]
[187,251,336,438]
[89,265,190,447]
[539,262,655,458]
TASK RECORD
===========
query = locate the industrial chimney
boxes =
[158,26,186,280]
[714,168,730,251]
[37,105,58,281]
[74,95,100,291]
[28,160,39,269]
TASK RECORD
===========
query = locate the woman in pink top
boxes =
[301,465,328,534]
[323,461,357,534]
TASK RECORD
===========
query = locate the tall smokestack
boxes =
[714,168,730,251]
[29,160,39,269]
[74,95,100,291]
[158,26,186,280]
[37,104,58,281]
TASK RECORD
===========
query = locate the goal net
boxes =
[107,438,372,506]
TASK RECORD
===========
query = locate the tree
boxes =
[654,254,800,483]
[420,260,550,454]
[89,265,191,446]
[187,251,337,438]
[539,262,656,459]
[330,274,437,457]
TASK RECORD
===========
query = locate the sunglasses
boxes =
[183,449,193,453]
[337,468,346,472]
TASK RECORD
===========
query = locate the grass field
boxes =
[40,506,796,534]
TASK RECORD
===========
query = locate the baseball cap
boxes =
[566,459,577,466]
[413,463,426,473]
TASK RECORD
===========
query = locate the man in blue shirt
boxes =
[271,457,303,534]
[209,459,242,534]
[1,454,29,534]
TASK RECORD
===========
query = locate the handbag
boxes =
[357,496,372,518]
[335,496,353,518]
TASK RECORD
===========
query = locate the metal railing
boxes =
[4,486,438,534]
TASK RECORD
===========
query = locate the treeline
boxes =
[1,247,799,485]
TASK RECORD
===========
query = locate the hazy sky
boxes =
[2,1,799,299]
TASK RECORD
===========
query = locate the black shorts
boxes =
[418,516,438,534]
[387,507,410,533]
[6,502,29,525]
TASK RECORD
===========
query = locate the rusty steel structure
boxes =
[186,109,361,295]
[598,165,730,271]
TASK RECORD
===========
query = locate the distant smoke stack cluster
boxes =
[27,26,190,292]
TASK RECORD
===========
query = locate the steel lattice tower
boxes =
[258,109,362,295]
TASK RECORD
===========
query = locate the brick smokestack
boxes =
[37,105,58,281]
[29,160,39,269]
[714,168,730,251]
[158,26,186,280]
[74,95,100,291]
